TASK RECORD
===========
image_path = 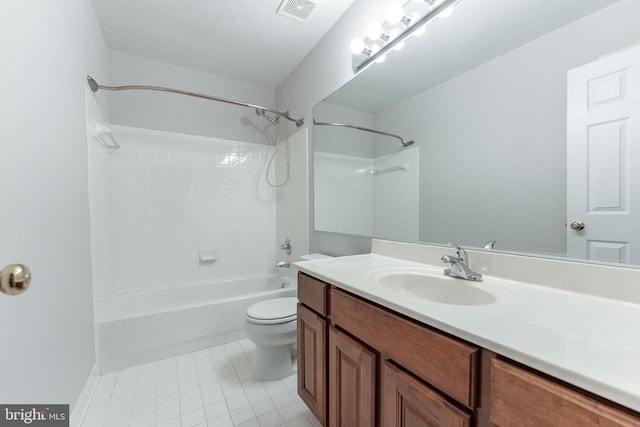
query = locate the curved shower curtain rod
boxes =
[313,120,414,147]
[87,76,304,127]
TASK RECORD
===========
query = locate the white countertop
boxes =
[295,253,640,412]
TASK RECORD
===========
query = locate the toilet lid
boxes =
[246,297,297,323]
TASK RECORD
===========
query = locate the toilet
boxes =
[244,296,298,381]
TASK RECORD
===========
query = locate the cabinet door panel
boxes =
[332,288,478,407]
[382,361,472,427]
[329,327,376,427]
[490,358,640,427]
[298,304,326,424]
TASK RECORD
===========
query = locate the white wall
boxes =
[106,51,278,146]
[0,0,108,409]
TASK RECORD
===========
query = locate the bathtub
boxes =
[97,275,296,373]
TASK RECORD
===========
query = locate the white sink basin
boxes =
[375,271,496,306]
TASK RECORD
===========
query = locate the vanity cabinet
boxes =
[298,272,478,426]
[297,272,640,426]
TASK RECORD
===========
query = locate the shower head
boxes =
[255,108,280,125]
[87,76,99,92]
[401,140,415,147]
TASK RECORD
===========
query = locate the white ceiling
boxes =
[90,0,355,89]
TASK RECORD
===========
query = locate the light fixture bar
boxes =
[352,0,461,73]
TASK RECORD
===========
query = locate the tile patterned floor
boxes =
[81,339,320,427]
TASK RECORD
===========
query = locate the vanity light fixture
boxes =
[350,0,462,72]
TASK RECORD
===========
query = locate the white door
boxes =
[567,44,640,264]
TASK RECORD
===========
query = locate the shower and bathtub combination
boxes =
[87,80,307,376]
[97,274,296,373]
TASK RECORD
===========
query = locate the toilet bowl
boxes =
[244,297,298,381]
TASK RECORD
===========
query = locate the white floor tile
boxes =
[202,389,225,406]
[226,393,250,411]
[207,413,234,427]
[156,403,180,423]
[204,401,228,420]
[229,403,256,425]
[81,339,300,427]
[251,397,276,417]
[180,407,206,426]
[180,396,203,414]
[258,409,285,427]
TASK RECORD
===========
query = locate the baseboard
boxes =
[70,363,99,427]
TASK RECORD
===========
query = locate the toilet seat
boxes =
[246,297,297,325]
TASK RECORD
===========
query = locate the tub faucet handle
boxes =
[280,238,292,256]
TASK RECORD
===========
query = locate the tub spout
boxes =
[276,261,290,268]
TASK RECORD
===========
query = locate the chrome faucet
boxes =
[441,246,482,281]
[280,238,292,256]
[277,238,292,268]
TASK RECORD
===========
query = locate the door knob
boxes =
[0,264,32,296]
[570,220,586,231]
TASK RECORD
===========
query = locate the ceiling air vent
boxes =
[276,0,319,23]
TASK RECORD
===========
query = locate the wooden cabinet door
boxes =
[382,361,472,427]
[328,326,376,427]
[298,303,326,425]
[490,358,640,427]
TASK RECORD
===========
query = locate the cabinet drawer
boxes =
[298,272,328,315]
[490,357,640,427]
[331,289,479,408]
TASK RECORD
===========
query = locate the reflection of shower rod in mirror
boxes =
[87,76,304,127]
[313,119,414,147]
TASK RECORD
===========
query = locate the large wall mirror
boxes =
[314,0,640,266]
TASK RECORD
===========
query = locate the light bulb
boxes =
[393,41,405,51]
[350,37,365,54]
[386,3,404,24]
[439,6,454,18]
[367,22,382,40]
[376,54,387,64]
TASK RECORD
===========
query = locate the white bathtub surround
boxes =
[314,147,419,240]
[81,339,321,427]
[97,275,296,373]
[295,239,640,412]
[112,125,277,291]
[87,125,292,373]
[275,127,311,283]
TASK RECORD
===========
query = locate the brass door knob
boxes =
[570,220,586,231]
[0,264,32,296]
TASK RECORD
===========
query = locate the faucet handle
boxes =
[441,255,456,265]
[483,239,497,249]
[454,245,467,263]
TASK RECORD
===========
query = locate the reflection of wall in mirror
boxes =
[374,0,640,256]
[314,147,419,240]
